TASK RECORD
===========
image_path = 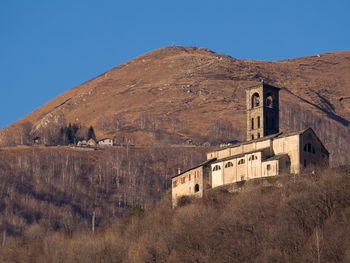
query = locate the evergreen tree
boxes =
[88,126,96,140]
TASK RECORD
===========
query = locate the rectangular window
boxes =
[257,116,260,128]
[252,134,254,140]
[257,133,260,138]
[251,118,254,129]
[267,164,271,171]
[181,177,185,184]
[189,174,191,181]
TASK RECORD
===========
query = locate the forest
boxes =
[0,166,349,262]
[0,146,205,238]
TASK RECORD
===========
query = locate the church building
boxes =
[172,82,329,206]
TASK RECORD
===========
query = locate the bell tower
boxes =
[246,81,280,141]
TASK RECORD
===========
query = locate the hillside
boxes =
[1,168,349,262]
[1,46,350,165]
[0,145,205,237]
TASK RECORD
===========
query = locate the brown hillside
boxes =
[1,46,350,165]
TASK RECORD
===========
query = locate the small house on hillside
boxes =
[77,140,87,147]
[98,138,113,146]
[87,138,96,147]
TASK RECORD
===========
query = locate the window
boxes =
[225,162,233,168]
[250,155,258,161]
[252,134,254,140]
[252,93,260,108]
[195,184,200,192]
[303,143,314,153]
[181,177,185,184]
[257,116,260,128]
[188,174,191,181]
[265,94,273,108]
[257,133,260,138]
[212,165,221,171]
[173,180,177,187]
[267,164,271,171]
[304,160,307,167]
[251,118,254,129]
[238,159,245,165]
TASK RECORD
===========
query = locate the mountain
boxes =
[1,46,350,165]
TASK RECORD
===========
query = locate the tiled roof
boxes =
[212,147,271,164]
[172,158,217,179]
[209,128,311,153]
[263,153,289,162]
[244,81,281,91]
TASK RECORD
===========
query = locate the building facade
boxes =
[97,138,113,146]
[171,82,329,206]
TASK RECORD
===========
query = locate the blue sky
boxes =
[1,0,349,129]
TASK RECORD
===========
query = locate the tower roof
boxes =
[245,81,281,91]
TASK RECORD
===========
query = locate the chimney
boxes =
[178,168,181,174]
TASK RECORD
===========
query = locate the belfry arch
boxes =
[251,93,260,108]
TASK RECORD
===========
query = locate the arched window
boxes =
[251,134,254,140]
[212,165,221,171]
[265,93,273,108]
[308,143,311,152]
[238,159,245,165]
[252,93,260,108]
[195,184,200,192]
[225,162,233,168]
[257,133,260,138]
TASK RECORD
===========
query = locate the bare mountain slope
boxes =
[1,46,350,164]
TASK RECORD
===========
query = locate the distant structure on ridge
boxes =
[171,82,329,206]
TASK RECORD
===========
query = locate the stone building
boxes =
[171,82,329,206]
